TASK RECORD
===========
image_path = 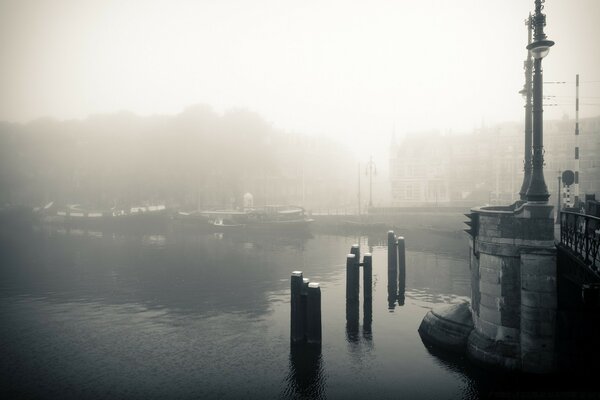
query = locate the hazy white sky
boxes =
[1,0,599,159]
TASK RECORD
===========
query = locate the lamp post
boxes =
[556,170,561,223]
[365,156,377,208]
[518,14,533,201]
[525,0,554,203]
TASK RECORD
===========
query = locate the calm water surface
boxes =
[0,226,567,399]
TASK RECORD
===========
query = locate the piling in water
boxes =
[346,254,359,301]
[387,231,397,273]
[306,282,322,344]
[301,277,310,341]
[363,253,372,300]
[350,244,360,266]
[291,271,305,344]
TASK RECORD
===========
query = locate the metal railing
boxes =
[560,211,600,271]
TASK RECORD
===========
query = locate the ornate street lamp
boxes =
[525,0,554,202]
[365,156,377,208]
[518,14,533,201]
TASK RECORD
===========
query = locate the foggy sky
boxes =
[1,0,599,160]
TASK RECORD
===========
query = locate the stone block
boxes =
[467,330,520,371]
[479,292,497,308]
[498,216,517,238]
[521,273,556,293]
[521,290,557,308]
[521,318,555,337]
[500,307,521,330]
[479,303,501,325]
[521,304,556,323]
[479,281,501,297]
[480,253,503,270]
[517,257,556,276]
[479,267,501,284]
[475,316,520,341]
[520,219,555,241]
[521,349,556,374]
[478,241,520,257]
[521,334,556,373]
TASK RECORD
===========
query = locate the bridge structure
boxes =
[417,0,600,374]
[418,205,600,374]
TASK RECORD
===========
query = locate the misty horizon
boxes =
[2,0,600,161]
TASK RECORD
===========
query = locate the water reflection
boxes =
[345,300,360,343]
[363,299,372,338]
[2,224,492,399]
[387,267,398,311]
[345,298,373,343]
[283,345,325,400]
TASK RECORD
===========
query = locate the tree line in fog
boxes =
[0,105,355,210]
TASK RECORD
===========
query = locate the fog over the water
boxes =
[1,0,599,161]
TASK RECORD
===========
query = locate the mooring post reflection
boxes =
[363,296,373,338]
[285,344,325,400]
[397,237,406,306]
[387,231,398,310]
[387,268,398,311]
[346,299,360,343]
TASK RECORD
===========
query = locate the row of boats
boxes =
[38,203,314,233]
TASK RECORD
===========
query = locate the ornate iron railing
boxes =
[560,211,600,271]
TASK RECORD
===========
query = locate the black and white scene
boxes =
[1,0,600,399]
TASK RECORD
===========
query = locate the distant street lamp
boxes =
[525,0,554,203]
[518,14,533,201]
[556,170,561,223]
[365,156,377,208]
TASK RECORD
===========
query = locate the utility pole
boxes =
[556,170,561,224]
[357,163,361,216]
[574,73,580,207]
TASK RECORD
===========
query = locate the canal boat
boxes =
[244,205,314,233]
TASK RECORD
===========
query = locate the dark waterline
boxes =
[0,226,593,399]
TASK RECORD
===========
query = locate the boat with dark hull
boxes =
[174,205,313,234]
[244,205,314,233]
[40,204,169,232]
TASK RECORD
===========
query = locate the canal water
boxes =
[0,226,589,399]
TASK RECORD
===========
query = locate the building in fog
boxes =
[389,132,451,206]
[389,116,600,207]
[242,133,356,211]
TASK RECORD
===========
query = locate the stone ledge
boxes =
[418,302,474,353]
[467,329,520,371]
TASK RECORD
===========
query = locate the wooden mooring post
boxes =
[387,231,397,274]
[306,283,322,344]
[387,231,407,308]
[345,244,374,339]
[346,253,359,301]
[363,253,372,301]
[290,271,322,345]
[291,271,304,344]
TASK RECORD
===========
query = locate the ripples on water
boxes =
[1,226,577,399]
